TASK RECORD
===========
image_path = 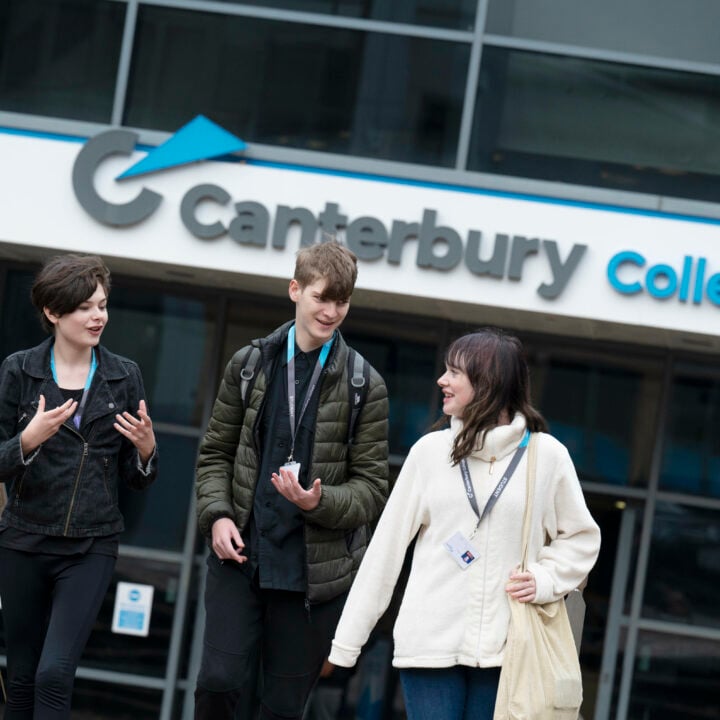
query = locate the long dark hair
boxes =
[443,328,547,464]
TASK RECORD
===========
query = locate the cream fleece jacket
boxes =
[329,413,601,669]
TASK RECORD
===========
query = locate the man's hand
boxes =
[21,394,77,455]
[271,466,322,511]
[211,518,247,564]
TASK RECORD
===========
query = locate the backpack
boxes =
[237,345,370,445]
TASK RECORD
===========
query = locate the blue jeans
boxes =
[400,666,501,720]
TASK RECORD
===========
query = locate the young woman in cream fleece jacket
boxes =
[328,329,600,720]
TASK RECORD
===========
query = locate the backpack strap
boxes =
[347,348,370,445]
[239,346,261,409]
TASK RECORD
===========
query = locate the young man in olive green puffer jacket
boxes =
[194,240,389,720]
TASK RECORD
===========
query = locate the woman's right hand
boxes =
[20,394,77,456]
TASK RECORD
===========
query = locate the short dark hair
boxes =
[444,328,547,464]
[31,254,111,334]
[294,240,358,301]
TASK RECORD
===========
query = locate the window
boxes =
[0,0,125,121]
[470,48,720,202]
[125,6,468,166]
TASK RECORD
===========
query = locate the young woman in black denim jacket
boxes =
[0,254,158,720]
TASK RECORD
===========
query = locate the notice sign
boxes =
[111,582,154,637]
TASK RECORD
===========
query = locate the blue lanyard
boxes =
[50,347,97,430]
[286,325,334,462]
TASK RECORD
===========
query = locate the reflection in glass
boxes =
[630,630,720,719]
[101,286,217,427]
[470,47,720,202]
[660,374,720,498]
[538,360,659,486]
[125,7,468,166]
[119,431,198,552]
[0,0,125,121]
[203,0,476,30]
[82,556,180,677]
[643,502,720,629]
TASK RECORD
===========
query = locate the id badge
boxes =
[443,531,480,570]
[281,461,301,479]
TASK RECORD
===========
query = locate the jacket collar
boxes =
[22,337,129,381]
[450,412,528,462]
[259,321,348,380]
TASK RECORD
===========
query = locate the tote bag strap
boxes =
[519,432,538,573]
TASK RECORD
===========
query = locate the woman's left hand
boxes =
[114,399,156,464]
[506,569,536,603]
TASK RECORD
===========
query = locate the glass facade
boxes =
[2,0,720,207]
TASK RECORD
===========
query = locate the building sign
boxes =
[1,123,719,342]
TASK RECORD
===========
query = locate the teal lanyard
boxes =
[286,325,334,462]
[50,347,97,430]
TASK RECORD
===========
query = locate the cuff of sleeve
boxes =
[19,435,40,466]
[136,446,158,476]
[528,562,556,604]
[328,642,360,669]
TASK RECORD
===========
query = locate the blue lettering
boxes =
[646,264,677,299]
[607,251,644,294]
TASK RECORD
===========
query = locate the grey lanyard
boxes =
[459,429,530,536]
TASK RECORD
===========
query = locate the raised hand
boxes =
[114,399,156,463]
[21,394,77,455]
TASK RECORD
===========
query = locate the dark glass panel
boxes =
[643,502,720,629]
[66,678,162,719]
[630,630,720,719]
[101,286,217,428]
[0,0,125,121]
[125,7,468,166]
[82,556,180,677]
[119,431,197,552]
[0,270,43,361]
[660,373,720,498]
[470,48,720,203]
[538,359,659,487]
[202,0,476,30]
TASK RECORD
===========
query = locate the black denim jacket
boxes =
[0,337,158,537]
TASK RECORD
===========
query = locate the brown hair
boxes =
[443,328,547,464]
[294,240,357,301]
[31,254,111,334]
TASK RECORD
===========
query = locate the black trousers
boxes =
[0,547,116,720]
[194,554,346,720]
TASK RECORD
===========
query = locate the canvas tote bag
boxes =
[493,433,583,720]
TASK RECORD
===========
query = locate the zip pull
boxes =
[489,456,496,475]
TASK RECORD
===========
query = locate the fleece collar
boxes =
[450,412,528,462]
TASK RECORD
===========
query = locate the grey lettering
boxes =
[317,202,348,242]
[72,130,162,227]
[538,241,587,299]
[417,210,463,271]
[508,236,540,281]
[272,206,317,249]
[388,220,420,265]
[465,232,508,278]
[346,217,388,261]
[180,184,230,239]
[228,201,269,246]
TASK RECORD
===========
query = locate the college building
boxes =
[0,2,719,719]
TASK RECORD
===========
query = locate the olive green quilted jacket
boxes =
[196,321,389,603]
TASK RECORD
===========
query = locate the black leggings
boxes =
[0,547,116,720]
[195,554,346,720]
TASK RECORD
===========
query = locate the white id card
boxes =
[281,461,301,479]
[443,531,480,570]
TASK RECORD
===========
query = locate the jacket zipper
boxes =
[64,435,89,536]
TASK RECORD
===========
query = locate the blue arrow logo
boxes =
[117,115,246,180]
